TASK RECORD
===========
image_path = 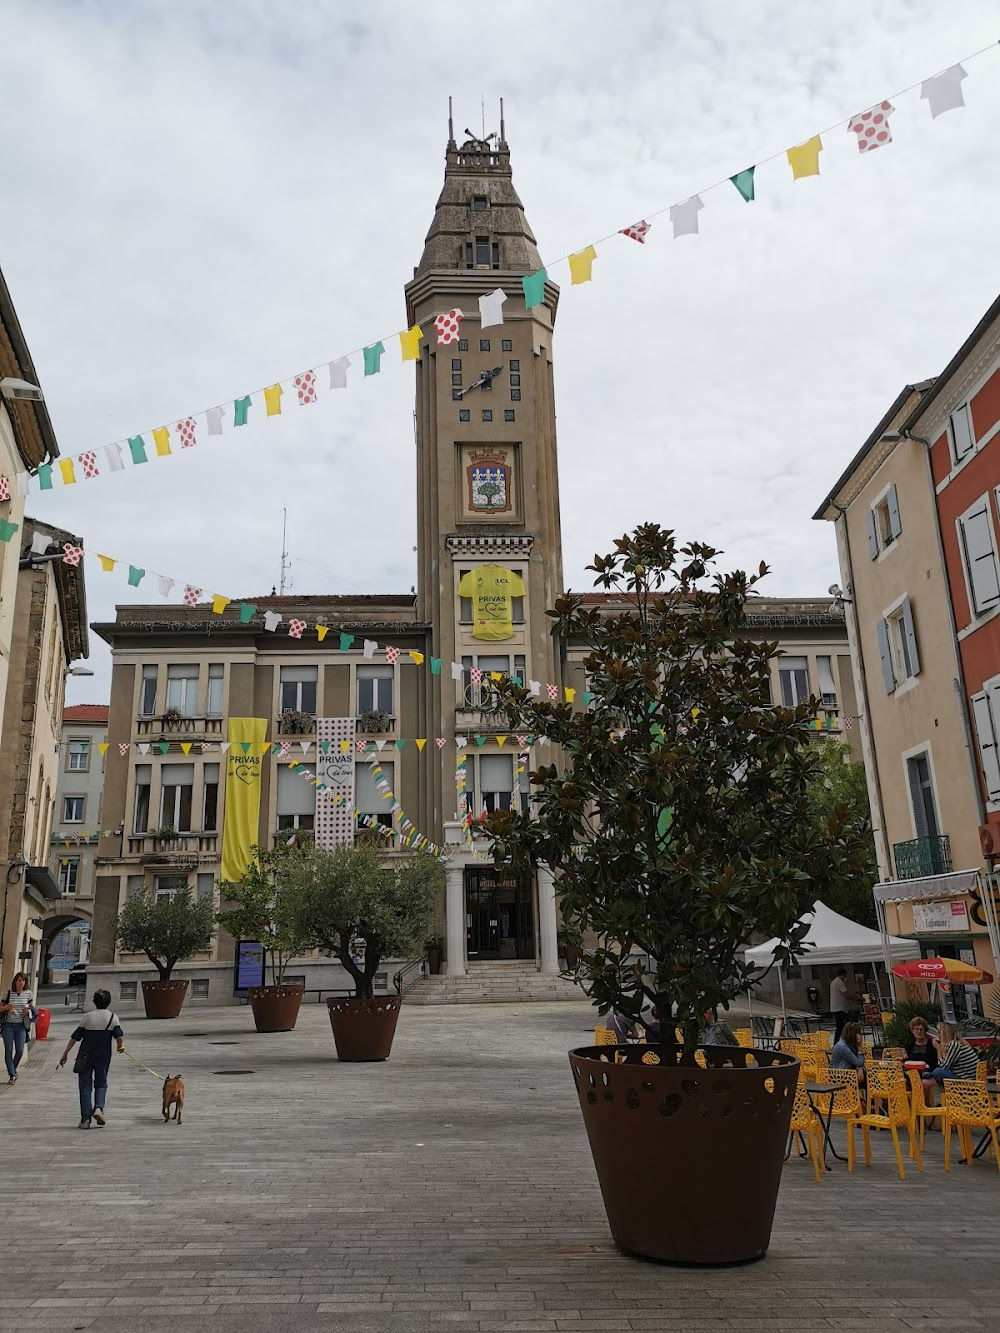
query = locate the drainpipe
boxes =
[901,428,987,831]
[830,501,891,880]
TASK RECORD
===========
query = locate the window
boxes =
[491,242,500,268]
[778,656,809,708]
[475,236,490,266]
[63,796,84,823]
[504,410,515,422]
[133,765,151,833]
[816,656,837,708]
[509,359,519,372]
[196,873,215,902]
[67,739,89,772]
[451,373,463,386]
[906,752,940,840]
[458,339,468,352]
[461,654,526,706]
[207,664,224,716]
[972,685,1000,802]
[357,666,393,715]
[154,875,187,903]
[279,665,317,715]
[482,409,493,422]
[451,358,462,371]
[958,496,1000,617]
[877,596,920,693]
[866,485,901,558]
[58,858,79,895]
[125,874,144,900]
[472,196,489,211]
[510,374,520,387]
[160,763,194,832]
[502,339,512,353]
[139,665,158,715]
[479,753,514,813]
[480,339,490,352]
[949,404,975,466]
[119,981,137,1001]
[356,760,394,831]
[276,764,316,831]
[203,763,219,831]
[165,665,199,716]
[452,388,463,401]
[459,410,470,423]
[458,577,524,627]
[511,389,521,401]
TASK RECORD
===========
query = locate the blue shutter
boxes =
[887,485,901,540]
[866,509,879,559]
[876,618,895,694]
[901,596,920,677]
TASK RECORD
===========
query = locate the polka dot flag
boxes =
[848,101,894,152]
[434,309,464,346]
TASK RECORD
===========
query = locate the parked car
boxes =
[67,964,87,987]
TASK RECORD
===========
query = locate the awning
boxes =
[872,869,980,904]
[25,866,61,901]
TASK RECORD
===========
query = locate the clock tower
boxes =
[405,112,563,975]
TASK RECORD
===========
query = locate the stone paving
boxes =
[1,998,999,1332]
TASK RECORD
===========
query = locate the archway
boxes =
[39,912,92,987]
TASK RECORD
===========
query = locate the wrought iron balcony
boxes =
[893,834,952,880]
[136,715,224,737]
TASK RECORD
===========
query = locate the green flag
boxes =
[522,269,547,309]
[158,742,170,754]
[363,342,385,376]
[0,518,18,543]
[233,396,252,427]
[127,566,145,587]
[38,464,53,490]
[127,435,147,464]
[430,657,442,675]
[395,739,406,751]
[339,632,354,652]
[730,167,755,202]
[238,602,256,624]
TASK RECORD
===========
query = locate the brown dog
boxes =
[162,1075,184,1125]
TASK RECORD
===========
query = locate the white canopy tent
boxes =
[744,900,921,1020]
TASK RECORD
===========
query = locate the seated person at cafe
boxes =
[931,1022,980,1084]
[903,1015,939,1099]
[701,1009,738,1045]
[830,1020,866,1086]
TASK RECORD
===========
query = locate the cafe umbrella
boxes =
[891,957,994,985]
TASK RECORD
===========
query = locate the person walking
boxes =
[829,968,860,1044]
[57,989,125,1128]
[1,972,36,1084]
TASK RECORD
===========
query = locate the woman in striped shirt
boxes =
[931,1022,980,1085]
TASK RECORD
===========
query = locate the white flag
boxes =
[103,444,125,473]
[263,611,282,632]
[206,406,225,436]
[479,288,507,329]
[328,356,350,389]
[363,639,377,659]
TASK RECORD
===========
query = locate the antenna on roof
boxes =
[279,507,290,595]
[481,92,485,140]
[448,96,454,142]
[499,98,505,144]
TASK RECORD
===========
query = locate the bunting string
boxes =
[5,43,997,501]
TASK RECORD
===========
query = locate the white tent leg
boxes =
[778,967,787,1025]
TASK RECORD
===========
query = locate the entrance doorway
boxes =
[465,869,535,960]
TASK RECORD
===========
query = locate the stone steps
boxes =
[403,967,583,1005]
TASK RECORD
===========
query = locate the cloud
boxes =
[2,0,999,701]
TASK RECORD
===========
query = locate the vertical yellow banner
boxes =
[220,718,268,882]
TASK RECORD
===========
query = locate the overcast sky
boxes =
[2,0,999,703]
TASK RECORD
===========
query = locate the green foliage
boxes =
[487,524,871,1060]
[806,741,878,927]
[882,999,941,1050]
[114,885,215,981]
[217,844,313,985]
[285,844,444,998]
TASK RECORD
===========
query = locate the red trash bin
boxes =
[34,1008,51,1041]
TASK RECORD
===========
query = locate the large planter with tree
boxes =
[218,845,311,1033]
[114,885,216,1019]
[489,525,869,1264]
[286,843,443,1061]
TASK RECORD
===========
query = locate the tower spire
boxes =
[448,95,454,145]
[499,97,505,145]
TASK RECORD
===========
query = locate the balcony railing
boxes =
[356,712,396,734]
[136,715,224,737]
[893,835,952,880]
[127,832,218,856]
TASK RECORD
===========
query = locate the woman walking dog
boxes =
[58,990,125,1128]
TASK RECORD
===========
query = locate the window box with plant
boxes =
[487,524,869,1264]
[279,710,316,735]
[357,709,393,734]
[113,884,216,1019]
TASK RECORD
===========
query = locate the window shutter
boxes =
[196,873,215,901]
[876,618,895,694]
[900,597,920,677]
[866,509,879,560]
[972,692,1000,801]
[887,484,902,540]
[906,758,930,840]
[958,501,1000,615]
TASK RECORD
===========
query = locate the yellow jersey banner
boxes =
[220,717,268,882]
[457,563,525,641]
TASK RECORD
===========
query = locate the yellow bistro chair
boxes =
[976,1061,989,1087]
[787,1086,825,1183]
[821,1067,863,1126]
[943,1080,1000,1173]
[734,1027,754,1049]
[594,1026,617,1045]
[907,1069,946,1155]
[866,1062,905,1114]
[847,1078,923,1180]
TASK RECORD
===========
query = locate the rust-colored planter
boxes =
[570,1044,798,1264]
[326,996,401,1061]
[141,979,189,1020]
[249,984,304,1033]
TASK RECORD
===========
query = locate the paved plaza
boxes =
[1,998,999,1332]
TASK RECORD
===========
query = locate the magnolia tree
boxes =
[217,844,312,986]
[488,524,869,1060]
[285,843,443,998]
[114,885,215,981]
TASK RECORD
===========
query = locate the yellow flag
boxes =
[340,740,351,753]
[59,458,77,485]
[490,671,503,682]
[98,743,109,756]
[97,554,116,572]
[565,687,576,703]
[415,738,427,751]
[263,384,283,416]
[153,427,171,456]
[316,625,329,642]
[180,742,192,755]
[399,325,423,361]
[211,594,230,615]
[409,650,424,665]
[496,736,507,747]
[786,135,823,181]
[220,718,268,882]
[568,245,597,285]
[691,707,701,720]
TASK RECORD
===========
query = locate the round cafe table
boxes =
[803,1081,845,1165]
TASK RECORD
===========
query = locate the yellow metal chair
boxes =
[847,1078,922,1181]
[787,1086,825,1183]
[817,1067,863,1128]
[866,1062,904,1114]
[734,1027,754,1049]
[812,1030,832,1051]
[594,1026,617,1045]
[943,1080,1000,1173]
[907,1069,945,1155]
[779,1039,804,1058]
[976,1060,989,1087]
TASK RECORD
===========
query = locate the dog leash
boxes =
[121,1047,163,1081]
